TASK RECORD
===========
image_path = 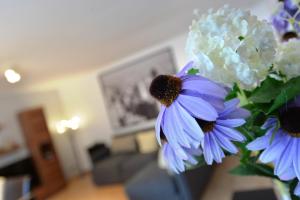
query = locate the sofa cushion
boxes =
[125,161,180,200]
[135,130,158,154]
[111,134,137,154]
[120,152,156,181]
[92,154,132,185]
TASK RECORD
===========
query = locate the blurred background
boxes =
[0,0,279,200]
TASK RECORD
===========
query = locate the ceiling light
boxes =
[4,69,21,84]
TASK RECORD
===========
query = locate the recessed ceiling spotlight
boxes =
[4,69,21,84]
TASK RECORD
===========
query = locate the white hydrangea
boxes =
[185,5,277,89]
[275,39,300,79]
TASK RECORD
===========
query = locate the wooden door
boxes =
[18,108,65,199]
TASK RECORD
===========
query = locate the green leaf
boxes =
[225,83,241,101]
[230,164,259,176]
[268,77,300,114]
[249,77,284,103]
[238,36,245,41]
[229,163,275,178]
[187,68,199,75]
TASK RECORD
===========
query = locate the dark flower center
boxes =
[282,31,299,42]
[196,118,215,133]
[149,75,182,107]
[279,107,300,137]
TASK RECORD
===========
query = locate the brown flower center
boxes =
[196,118,215,133]
[149,75,182,107]
[279,107,300,137]
[282,31,299,42]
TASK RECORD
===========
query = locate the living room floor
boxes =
[49,157,273,200]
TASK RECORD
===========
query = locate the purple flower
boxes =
[272,0,300,40]
[150,62,249,172]
[162,143,202,173]
[247,96,300,196]
[199,98,249,165]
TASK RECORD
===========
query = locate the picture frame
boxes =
[98,48,177,134]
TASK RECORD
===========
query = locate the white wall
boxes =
[0,90,78,179]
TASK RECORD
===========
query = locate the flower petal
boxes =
[202,135,213,165]
[261,117,277,130]
[277,165,296,181]
[294,182,300,196]
[167,105,192,148]
[182,79,227,99]
[216,119,245,127]
[221,108,250,119]
[259,130,290,163]
[293,140,300,180]
[214,129,238,154]
[275,138,296,176]
[219,98,244,118]
[215,125,246,142]
[209,134,225,163]
[163,144,184,173]
[155,106,166,146]
[181,90,225,112]
[174,101,204,141]
[177,94,218,121]
[246,127,274,151]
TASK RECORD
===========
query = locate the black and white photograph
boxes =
[99,48,176,134]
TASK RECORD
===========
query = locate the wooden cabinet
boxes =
[18,108,65,199]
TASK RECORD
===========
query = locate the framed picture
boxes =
[98,48,177,134]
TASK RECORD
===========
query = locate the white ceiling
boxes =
[0,0,262,89]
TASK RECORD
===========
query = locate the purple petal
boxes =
[221,108,250,119]
[284,0,299,16]
[293,140,300,180]
[209,134,225,163]
[186,155,198,165]
[166,105,192,148]
[155,106,166,146]
[174,101,204,141]
[163,144,184,173]
[272,8,290,34]
[162,111,189,160]
[219,99,240,117]
[246,127,274,151]
[214,129,238,154]
[261,117,277,130]
[182,79,227,99]
[215,125,246,142]
[294,182,300,196]
[259,131,290,163]
[275,138,296,176]
[185,147,202,156]
[180,74,211,82]
[177,94,218,121]
[181,90,225,112]
[216,119,245,128]
[278,165,296,181]
[202,135,213,165]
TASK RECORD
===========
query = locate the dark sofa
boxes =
[125,162,214,200]
[92,152,156,185]
[90,133,214,200]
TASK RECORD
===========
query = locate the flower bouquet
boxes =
[149,1,300,199]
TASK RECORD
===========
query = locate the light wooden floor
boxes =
[48,177,128,200]
[48,157,273,200]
